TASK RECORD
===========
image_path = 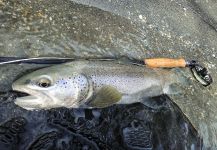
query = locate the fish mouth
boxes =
[14,95,43,110]
[12,84,44,110]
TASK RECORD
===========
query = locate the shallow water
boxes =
[0,0,217,149]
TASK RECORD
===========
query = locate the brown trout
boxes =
[12,60,181,110]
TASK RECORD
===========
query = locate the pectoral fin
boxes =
[88,86,122,108]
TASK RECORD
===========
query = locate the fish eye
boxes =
[37,78,51,88]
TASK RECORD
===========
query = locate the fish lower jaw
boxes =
[14,95,45,110]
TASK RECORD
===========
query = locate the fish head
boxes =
[12,65,91,110]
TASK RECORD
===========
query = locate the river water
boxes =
[0,0,216,149]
